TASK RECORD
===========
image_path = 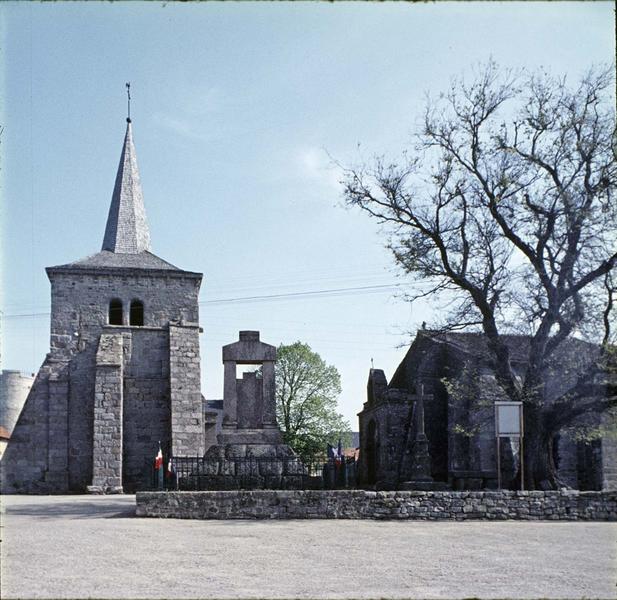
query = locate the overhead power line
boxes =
[2,282,409,319]
[3,312,51,319]
[199,283,407,306]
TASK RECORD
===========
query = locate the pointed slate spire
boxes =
[102,120,152,253]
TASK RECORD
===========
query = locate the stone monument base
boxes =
[86,485,124,494]
[204,442,295,460]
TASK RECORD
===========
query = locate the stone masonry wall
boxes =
[48,270,201,361]
[47,364,70,490]
[66,346,97,490]
[47,270,200,490]
[0,370,35,435]
[601,429,617,491]
[169,324,204,457]
[358,401,409,486]
[123,329,171,492]
[90,334,124,491]
[136,489,617,521]
[2,268,201,494]
[1,360,56,493]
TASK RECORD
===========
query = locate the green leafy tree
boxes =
[275,342,351,459]
[342,62,616,490]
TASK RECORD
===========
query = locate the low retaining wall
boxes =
[136,489,617,521]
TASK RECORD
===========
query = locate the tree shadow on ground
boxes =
[3,499,305,524]
[3,499,136,520]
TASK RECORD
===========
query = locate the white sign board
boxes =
[495,402,523,437]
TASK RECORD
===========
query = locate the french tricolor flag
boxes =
[154,443,163,471]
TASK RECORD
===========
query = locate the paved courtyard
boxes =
[1,495,615,599]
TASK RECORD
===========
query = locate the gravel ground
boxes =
[1,494,615,600]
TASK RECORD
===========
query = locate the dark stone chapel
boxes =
[358,330,617,492]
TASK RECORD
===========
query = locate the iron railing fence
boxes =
[144,455,357,491]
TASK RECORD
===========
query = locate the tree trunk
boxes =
[520,405,563,490]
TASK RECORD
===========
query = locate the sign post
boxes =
[495,401,524,491]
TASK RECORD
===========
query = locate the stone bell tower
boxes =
[1,112,204,494]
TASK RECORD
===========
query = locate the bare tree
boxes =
[342,62,617,490]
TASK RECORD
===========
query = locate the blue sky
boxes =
[1,1,614,428]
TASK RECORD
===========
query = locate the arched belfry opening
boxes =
[130,300,144,326]
[109,299,123,325]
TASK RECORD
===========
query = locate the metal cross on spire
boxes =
[126,82,131,123]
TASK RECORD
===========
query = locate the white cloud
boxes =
[151,112,211,142]
[151,84,225,142]
[181,84,224,117]
[295,146,343,192]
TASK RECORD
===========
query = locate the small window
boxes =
[109,299,123,325]
[130,300,144,326]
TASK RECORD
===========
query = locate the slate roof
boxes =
[49,250,181,272]
[204,399,224,411]
[102,121,152,254]
[389,329,600,389]
[419,330,597,363]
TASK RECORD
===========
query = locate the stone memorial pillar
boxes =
[398,385,450,491]
[409,388,433,482]
[218,331,281,445]
[222,361,238,428]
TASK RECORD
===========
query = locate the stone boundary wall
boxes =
[136,489,617,521]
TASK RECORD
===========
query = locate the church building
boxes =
[1,117,204,493]
[358,330,617,492]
